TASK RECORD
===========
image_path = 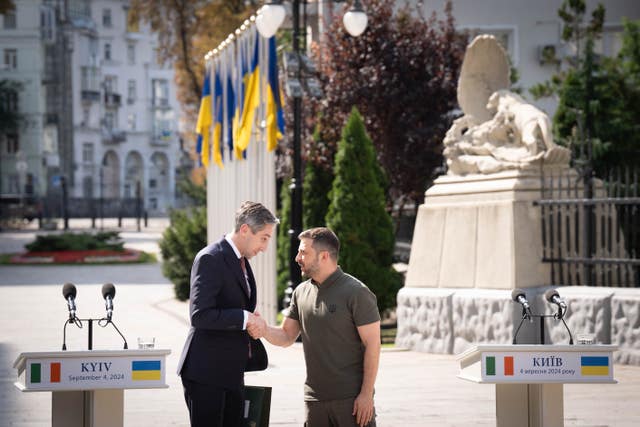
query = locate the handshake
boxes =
[247,312,267,339]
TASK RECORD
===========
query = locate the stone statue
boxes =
[443,35,570,175]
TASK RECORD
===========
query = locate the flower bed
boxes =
[9,249,142,264]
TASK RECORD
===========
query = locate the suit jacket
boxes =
[177,237,268,389]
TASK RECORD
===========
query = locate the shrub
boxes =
[159,207,207,301]
[25,231,124,252]
[326,109,402,314]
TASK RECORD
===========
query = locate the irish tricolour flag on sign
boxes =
[485,356,514,376]
[30,362,61,384]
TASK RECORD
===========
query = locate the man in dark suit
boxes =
[177,201,278,427]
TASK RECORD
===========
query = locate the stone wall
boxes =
[396,286,640,365]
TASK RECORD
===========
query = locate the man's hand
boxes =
[352,391,374,427]
[247,311,266,338]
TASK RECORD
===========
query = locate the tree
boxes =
[529,1,640,173]
[276,178,292,308]
[310,0,466,206]
[302,125,334,229]
[326,109,401,314]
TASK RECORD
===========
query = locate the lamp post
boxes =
[256,0,368,308]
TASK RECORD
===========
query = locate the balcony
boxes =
[151,98,170,109]
[150,130,172,147]
[104,92,122,108]
[102,129,126,144]
[81,90,100,103]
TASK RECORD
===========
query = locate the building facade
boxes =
[0,0,187,219]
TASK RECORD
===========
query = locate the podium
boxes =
[457,344,617,427]
[14,349,170,427]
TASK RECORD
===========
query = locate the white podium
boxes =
[14,349,170,427]
[457,344,617,427]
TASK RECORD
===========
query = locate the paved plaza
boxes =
[1,220,639,426]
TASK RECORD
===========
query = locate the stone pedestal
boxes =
[406,168,563,290]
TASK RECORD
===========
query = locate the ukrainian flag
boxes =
[233,40,248,159]
[236,33,260,156]
[131,360,161,381]
[195,71,212,167]
[212,68,224,168]
[266,36,284,152]
[226,73,235,160]
[581,356,609,376]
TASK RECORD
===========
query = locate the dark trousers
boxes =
[182,377,244,427]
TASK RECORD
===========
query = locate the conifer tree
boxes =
[326,109,401,314]
[276,178,292,308]
[303,126,334,229]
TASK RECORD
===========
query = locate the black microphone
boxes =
[62,283,77,322]
[101,283,116,321]
[545,289,567,319]
[511,288,533,320]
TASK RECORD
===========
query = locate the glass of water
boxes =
[137,337,155,349]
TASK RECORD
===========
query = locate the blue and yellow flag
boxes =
[212,68,224,168]
[195,71,212,167]
[266,36,285,151]
[233,40,248,159]
[226,73,235,161]
[236,34,260,157]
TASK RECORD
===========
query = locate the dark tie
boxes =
[240,257,251,297]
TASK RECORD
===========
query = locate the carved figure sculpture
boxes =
[444,35,570,175]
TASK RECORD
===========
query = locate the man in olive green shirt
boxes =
[250,227,381,427]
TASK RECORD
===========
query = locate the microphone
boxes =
[511,288,533,320]
[101,283,116,321]
[62,283,77,322]
[545,289,567,319]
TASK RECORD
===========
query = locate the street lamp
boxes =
[256,0,368,309]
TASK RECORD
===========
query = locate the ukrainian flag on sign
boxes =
[132,360,161,381]
[212,68,224,168]
[581,356,609,376]
[236,32,260,157]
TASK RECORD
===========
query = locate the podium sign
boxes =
[15,350,168,391]
[457,344,617,427]
[478,347,615,383]
[14,350,170,427]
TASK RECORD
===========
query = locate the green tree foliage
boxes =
[309,0,466,205]
[325,109,401,314]
[529,1,640,173]
[159,207,207,301]
[276,178,292,308]
[302,126,334,229]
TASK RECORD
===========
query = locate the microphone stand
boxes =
[512,306,573,345]
[61,317,128,350]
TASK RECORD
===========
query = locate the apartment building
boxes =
[0,0,186,217]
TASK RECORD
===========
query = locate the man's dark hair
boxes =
[234,201,279,233]
[298,227,340,261]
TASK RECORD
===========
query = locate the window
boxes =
[128,113,136,131]
[82,176,93,198]
[127,43,135,65]
[5,133,19,154]
[104,43,111,61]
[149,179,157,189]
[1,88,18,113]
[4,49,17,70]
[127,79,136,103]
[104,112,115,130]
[104,75,117,93]
[81,66,99,91]
[152,79,169,107]
[3,10,16,29]
[153,109,173,140]
[102,9,112,28]
[82,142,94,163]
[82,108,90,126]
[40,6,55,41]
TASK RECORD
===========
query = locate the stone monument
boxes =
[397,35,572,353]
